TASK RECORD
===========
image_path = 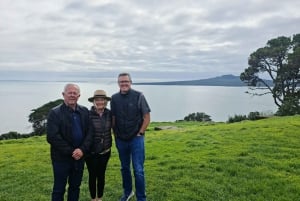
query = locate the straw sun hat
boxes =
[88,90,111,102]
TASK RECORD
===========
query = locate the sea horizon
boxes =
[0,80,277,134]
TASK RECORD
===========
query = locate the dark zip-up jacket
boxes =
[111,89,143,140]
[88,107,112,154]
[47,103,92,162]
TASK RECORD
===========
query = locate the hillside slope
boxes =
[0,115,299,200]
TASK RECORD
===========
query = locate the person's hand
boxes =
[137,131,144,136]
[72,148,83,160]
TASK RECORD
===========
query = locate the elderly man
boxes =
[47,83,92,201]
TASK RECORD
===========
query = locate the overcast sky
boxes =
[1,0,300,79]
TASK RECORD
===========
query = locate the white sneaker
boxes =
[120,191,134,201]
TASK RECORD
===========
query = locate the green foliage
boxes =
[0,131,22,140]
[247,111,263,120]
[183,112,212,122]
[1,116,300,201]
[28,99,63,135]
[276,95,300,116]
[227,114,247,123]
[227,111,266,123]
[0,131,34,140]
[240,33,300,116]
[0,131,21,140]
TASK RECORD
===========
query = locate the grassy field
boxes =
[1,115,300,201]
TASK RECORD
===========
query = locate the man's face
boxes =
[63,85,80,107]
[118,75,131,93]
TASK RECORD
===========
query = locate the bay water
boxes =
[0,80,277,134]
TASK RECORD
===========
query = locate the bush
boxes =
[247,111,261,120]
[228,111,269,123]
[227,114,247,123]
[183,112,212,122]
[0,131,33,140]
[276,96,300,116]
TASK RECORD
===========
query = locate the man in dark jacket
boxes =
[47,83,92,201]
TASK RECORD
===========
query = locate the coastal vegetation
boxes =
[1,115,300,201]
[0,108,268,140]
[240,33,300,116]
[28,99,63,135]
[182,112,212,122]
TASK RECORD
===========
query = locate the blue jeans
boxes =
[116,136,146,201]
[51,160,84,201]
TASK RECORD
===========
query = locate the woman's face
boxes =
[93,97,107,111]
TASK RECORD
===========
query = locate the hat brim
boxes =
[88,95,111,102]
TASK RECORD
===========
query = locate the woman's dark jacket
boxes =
[88,107,112,154]
[46,103,92,162]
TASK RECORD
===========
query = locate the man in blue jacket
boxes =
[47,83,92,201]
[111,73,151,201]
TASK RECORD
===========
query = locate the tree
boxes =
[28,99,63,135]
[240,34,300,116]
[183,112,212,122]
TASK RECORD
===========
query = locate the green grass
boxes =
[1,116,300,201]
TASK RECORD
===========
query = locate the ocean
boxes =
[0,80,277,134]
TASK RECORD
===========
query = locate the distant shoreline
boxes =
[134,74,273,87]
[0,74,273,87]
[134,74,246,87]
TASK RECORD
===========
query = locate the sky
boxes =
[1,0,300,80]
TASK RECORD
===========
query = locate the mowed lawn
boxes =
[0,115,300,201]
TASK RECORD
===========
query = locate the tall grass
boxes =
[1,116,300,201]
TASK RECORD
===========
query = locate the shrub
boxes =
[247,111,261,120]
[183,112,212,122]
[227,114,247,123]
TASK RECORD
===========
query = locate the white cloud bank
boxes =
[0,0,300,79]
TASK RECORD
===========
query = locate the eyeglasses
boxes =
[118,80,131,84]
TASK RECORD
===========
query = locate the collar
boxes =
[119,88,132,96]
[63,102,78,112]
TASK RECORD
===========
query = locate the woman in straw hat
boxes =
[85,90,112,201]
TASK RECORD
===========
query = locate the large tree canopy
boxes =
[28,99,63,135]
[240,34,300,116]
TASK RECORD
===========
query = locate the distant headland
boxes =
[134,74,273,87]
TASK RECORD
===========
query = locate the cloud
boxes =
[0,0,299,79]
